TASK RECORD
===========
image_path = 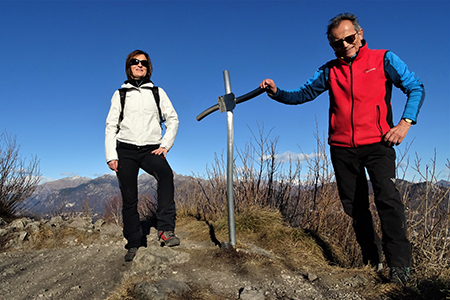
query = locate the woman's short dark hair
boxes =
[125,50,153,80]
[326,13,361,42]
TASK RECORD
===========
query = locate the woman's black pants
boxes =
[330,143,411,268]
[116,142,176,249]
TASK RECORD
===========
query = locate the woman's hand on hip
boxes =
[152,147,168,157]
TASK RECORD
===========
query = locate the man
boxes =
[260,13,425,285]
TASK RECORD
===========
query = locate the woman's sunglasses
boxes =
[129,58,149,68]
[331,32,358,49]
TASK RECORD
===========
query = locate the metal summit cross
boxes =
[197,70,266,248]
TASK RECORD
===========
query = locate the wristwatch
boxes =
[403,118,413,124]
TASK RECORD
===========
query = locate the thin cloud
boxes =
[39,176,56,185]
[262,151,319,164]
[60,172,77,177]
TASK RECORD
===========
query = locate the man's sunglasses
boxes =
[129,58,149,68]
[331,32,358,49]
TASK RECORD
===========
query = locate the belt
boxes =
[117,141,159,151]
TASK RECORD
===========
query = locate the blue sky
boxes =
[1,0,449,183]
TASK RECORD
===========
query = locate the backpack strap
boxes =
[118,88,127,123]
[116,88,127,134]
[115,86,165,134]
[150,86,166,126]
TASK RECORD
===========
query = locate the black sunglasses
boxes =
[331,32,358,49]
[129,58,149,68]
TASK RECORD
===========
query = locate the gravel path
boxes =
[0,243,127,300]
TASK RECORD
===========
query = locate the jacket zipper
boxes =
[350,64,356,148]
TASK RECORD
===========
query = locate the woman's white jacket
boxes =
[105,82,179,163]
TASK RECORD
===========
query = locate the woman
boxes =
[105,50,180,261]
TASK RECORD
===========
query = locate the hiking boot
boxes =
[158,230,180,247]
[374,263,383,273]
[124,247,138,262]
[389,267,410,285]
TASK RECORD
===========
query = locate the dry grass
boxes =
[28,224,101,250]
[215,207,327,268]
[171,123,450,299]
[105,275,143,300]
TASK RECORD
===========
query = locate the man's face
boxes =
[330,20,363,60]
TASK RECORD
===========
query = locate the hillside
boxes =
[0,214,409,300]
[12,175,449,299]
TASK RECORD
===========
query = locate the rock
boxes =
[94,219,105,231]
[25,222,40,233]
[134,281,160,300]
[18,231,28,241]
[10,218,30,230]
[67,217,93,231]
[131,243,190,273]
[157,279,191,295]
[307,272,318,282]
[134,279,191,300]
[98,222,123,242]
[49,216,64,227]
[239,286,265,300]
[343,274,368,287]
[0,228,8,237]
[5,231,27,249]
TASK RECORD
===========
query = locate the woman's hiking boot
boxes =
[124,247,138,262]
[158,230,180,247]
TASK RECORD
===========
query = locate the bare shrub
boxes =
[103,195,123,226]
[81,197,98,218]
[405,153,450,279]
[182,153,228,222]
[174,176,203,218]
[0,132,41,219]
[102,193,158,227]
[188,121,450,279]
[138,194,157,223]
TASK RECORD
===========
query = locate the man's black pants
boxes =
[330,142,411,268]
[117,142,176,249]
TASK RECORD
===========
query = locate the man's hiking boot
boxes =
[124,247,138,262]
[374,263,383,273]
[158,230,180,247]
[389,267,410,285]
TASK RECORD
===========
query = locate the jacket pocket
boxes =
[376,105,383,137]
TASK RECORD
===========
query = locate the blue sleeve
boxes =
[271,64,329,105]
[385,51,425,124]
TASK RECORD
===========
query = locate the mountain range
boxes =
[25,173,193,215]
[25,174,449,216]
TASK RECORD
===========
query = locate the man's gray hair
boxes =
[326,13,361,42]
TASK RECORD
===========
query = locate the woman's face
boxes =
[130,54,148,79]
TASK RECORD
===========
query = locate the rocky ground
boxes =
[0,216,398,300]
